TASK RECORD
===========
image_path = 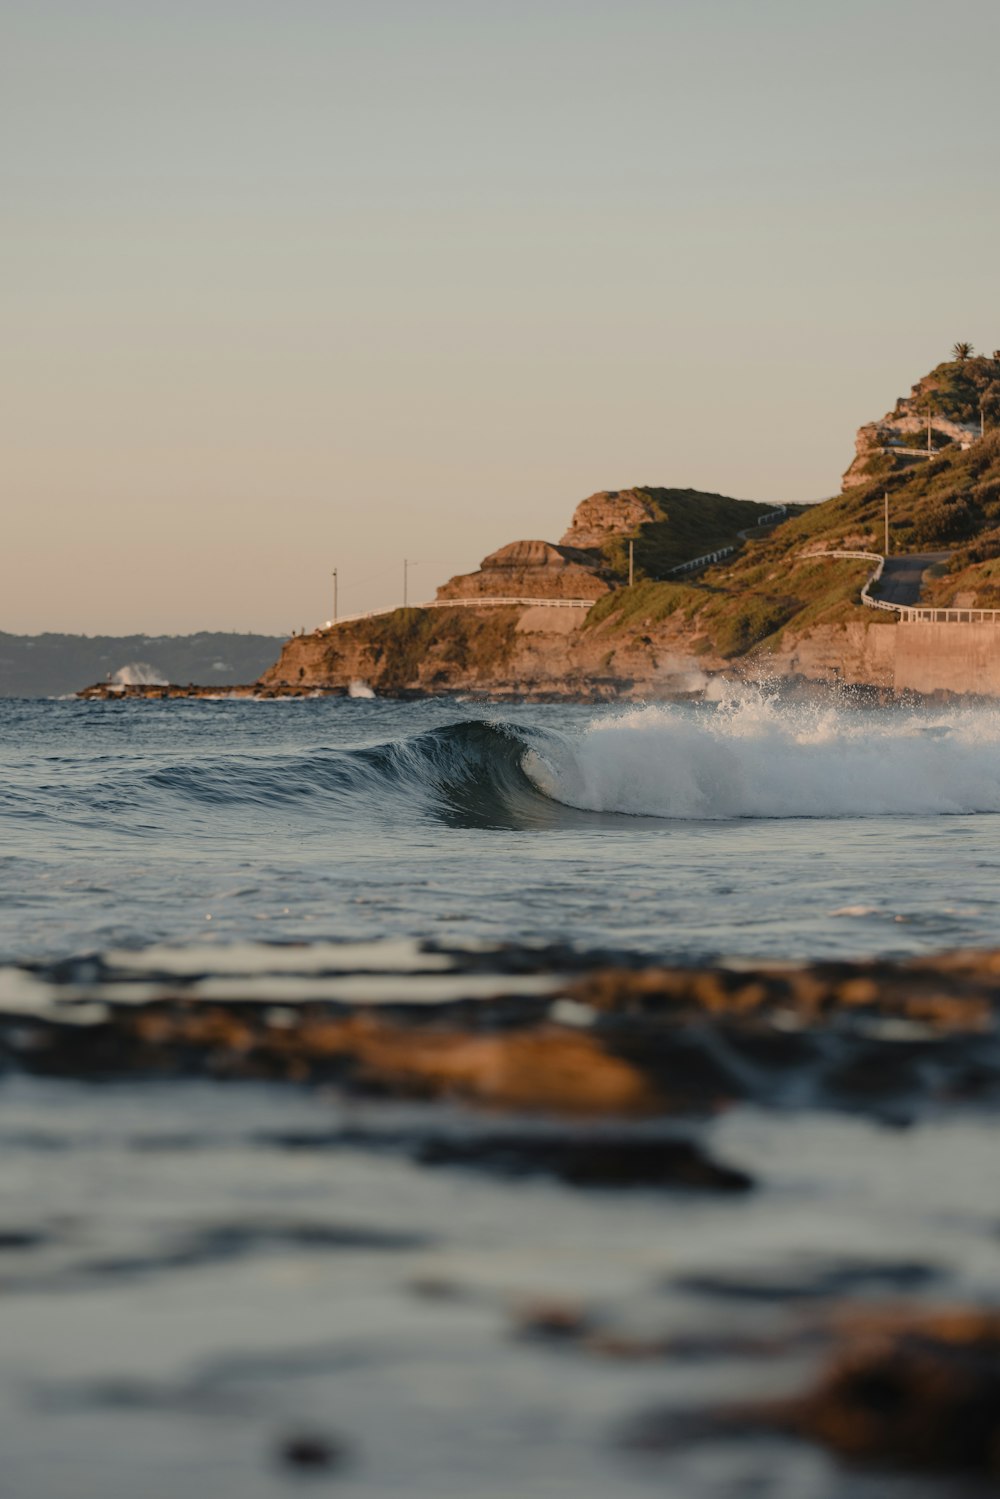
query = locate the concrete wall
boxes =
[774,620,1000,697]
[894,622,1000,695]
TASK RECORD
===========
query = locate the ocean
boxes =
[5,692,1000,962]
[3,691,1000,1498]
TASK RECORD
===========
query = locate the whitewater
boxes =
[3,691,1000,962]
[527,695,1000,819]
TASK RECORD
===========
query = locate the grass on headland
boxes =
[361,607,519,688]
[583,581,699,631]
[599,488,777,580]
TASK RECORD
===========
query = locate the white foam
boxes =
[111,661,168,686]
[524,692,1000,820]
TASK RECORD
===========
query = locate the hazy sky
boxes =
[4,0,999,634]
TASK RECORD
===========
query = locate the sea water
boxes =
[2,692,1000,963]
[3,692,1000,1499]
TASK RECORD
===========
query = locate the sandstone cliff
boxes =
[257,601,717,700]
[93,351,1000,703]
[435,539,609,602]
[559,489,662,548]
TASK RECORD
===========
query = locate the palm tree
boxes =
[952,341,974,361]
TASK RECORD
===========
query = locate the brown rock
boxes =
[785,1309,1000,1475]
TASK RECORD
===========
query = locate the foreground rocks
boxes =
[5,939,1000,1488]
[626,1308,1000,1483]
[4,943,1000,1120]
[787,1309,1000,1477]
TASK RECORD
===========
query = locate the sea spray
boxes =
[523,695,1000,819]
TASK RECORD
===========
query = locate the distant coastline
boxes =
[0,631,285,699]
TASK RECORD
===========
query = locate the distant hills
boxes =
[0,632,284,698]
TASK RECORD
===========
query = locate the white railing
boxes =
[754,506,788,527]
[898,606,1000,623]
[737,506,788,542]
[812,551,1000,624]
[667,546,737,577]
[667,509,788,576]
[318,596,596,630]
[814,550,896,611]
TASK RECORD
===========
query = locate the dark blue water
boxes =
[3,694,1000,964]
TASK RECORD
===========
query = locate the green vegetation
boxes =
[362,607,518,687]
[598,488,776,580]
[908,355,1000,428]
[707,597,800,658]
[349,352,1000,675]
[582,420,1000,658]
[583,580,697,631]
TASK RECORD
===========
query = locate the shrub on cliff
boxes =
[706,596,800,658]
[363,607,518,689]
[597,489,774,581]
[583,581,695,631]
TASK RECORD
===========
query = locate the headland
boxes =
[80,350,1000,702]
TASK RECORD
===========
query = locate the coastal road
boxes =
[879,552,951,606]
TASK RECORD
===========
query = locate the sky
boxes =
[3,0,999,634]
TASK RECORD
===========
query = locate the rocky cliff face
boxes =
[258,600,718,700]
[435,539,609,602]
[560,489,661,548]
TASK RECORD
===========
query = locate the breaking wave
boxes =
[525,698,1000,820]
[19,697,1000,836]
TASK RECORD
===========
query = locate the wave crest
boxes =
[525,698,1000,819]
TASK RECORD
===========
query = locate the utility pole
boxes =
[403,558,408,608]
[884,491,890,556]
[332,568,338,622]
[628,539,634,588]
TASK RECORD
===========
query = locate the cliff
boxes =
[81,349,1000,703]
[257,602,713,699]
[258,485,779,698]
[435,539,610,602]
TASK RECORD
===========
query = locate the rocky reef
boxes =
[6,939,1000,1486]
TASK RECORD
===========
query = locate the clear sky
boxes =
[4,0,999,634]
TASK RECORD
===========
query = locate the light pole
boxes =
[332,568,338,622]
[884,491,890,556]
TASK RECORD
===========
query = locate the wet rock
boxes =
[276,1432,349,1472]
[414,1130,753,1191]
[512,1297,592,1340]
[0,1229,48,1250]
[783,1309,1000,1476]
[5,944,1000,1124]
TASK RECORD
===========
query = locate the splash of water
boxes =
[525,692,1000,819]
